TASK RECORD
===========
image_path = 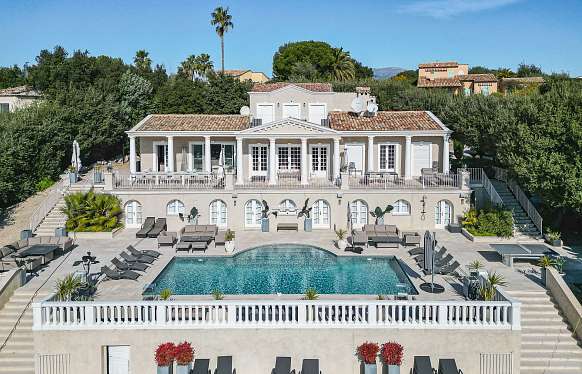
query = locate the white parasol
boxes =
[71,140,81,172]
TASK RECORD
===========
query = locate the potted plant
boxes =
[224,229,235,253]
[187,207,199,224]
[467,260,485,277]
[335,228,348,251]
[298,199,313,232]
[545,229,562,247]
[357,342,379,374]
[553,256,566,274]
[370,205,393,224]
[67,165,78,184]
[155,342,175,374]
[380,342,404,374]
[479,272,507,301]
[538,256,555,284]
[304,288,319,300]
[174,342,194,374]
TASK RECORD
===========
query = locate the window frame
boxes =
[166,199,185,216]
[377,142,399,173]
[392,200,411,216]
[245,199,263,228]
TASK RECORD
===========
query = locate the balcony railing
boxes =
[348,173,460,190]
[33,298,519,331]
[113,172,225,190]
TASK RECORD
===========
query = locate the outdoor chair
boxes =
[120,251,155,264]
[127,245,160,258]
[438,358,463,374]
[100,266,140,281]
[413,356,434,374]
[215,231,226,246]
[147,218,167,238]
[299,359,321,374]
[351,230,368,249]
[215,356,234,374]
[111,257,148,272]
[192,359,210,374]
[136,217,155,238]
[272,356,294,374]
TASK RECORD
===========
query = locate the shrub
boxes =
[62,189,123,232]
[159,288,172,301]
[462,208,513,237]
[211,289,224,300]
[36,177,55,192]
[357,342,379,364]
[380,342,404,366]
[155,342,175,366]
[174,342,194,365]
[304,288,319,300]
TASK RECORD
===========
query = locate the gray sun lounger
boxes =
[120,251,155,264]
[408,247,424,256]
[438,358,463,374]
[273,357,294,374]
[491,243,557,267]
[192,359,210,374]
[147,218,167,238]
[215,356,234,374]
[127,245,160,258]
[437,260,461,275]
[417,253,452,267]
[100,265,140,281]
[300,359,321,374]
[136,217,155,238]
[111,257,148,272]
[413,356,434,374]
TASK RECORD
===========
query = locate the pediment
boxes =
[240,118,338,136]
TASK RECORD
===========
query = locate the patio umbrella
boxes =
[420,231,445,294]
[180,146,188,172]
[216,147,225,177]
[71,140,81,172]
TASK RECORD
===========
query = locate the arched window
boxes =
[435,200,453,227]
[312,199,330,228]
[125,200,142,227]
[350,200,368,227]
[393,200,411,215]
[166,200,185,216]
[210,200,227,228]
[245,199,263,227]
[279,199,297,212]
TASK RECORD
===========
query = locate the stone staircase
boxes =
[490,179,541,239]
[0,288,51,374]
[33,198,66,237]
[507,290,582,373]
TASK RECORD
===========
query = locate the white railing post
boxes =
[84,304,94,327]
[32,303,43,330]
[156,304,167,326]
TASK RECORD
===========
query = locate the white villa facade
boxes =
[109,83,467,233]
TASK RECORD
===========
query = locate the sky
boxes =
[1,0,582,76]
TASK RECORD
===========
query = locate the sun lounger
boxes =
[120,251,155,264]
[111,257,148,272]
[192,359,210,374]
[300,359,320,374]
[127,245,160,258]
[215,356,234,374]
[100,266,140,281]
[147,218,167,238]
[437,261,461,275]
[273,357,293,374]
[408,247,424,256]
[438,358,462,374]
[417,252,452,266]
[136,217,155,238]
[413,356,434,374]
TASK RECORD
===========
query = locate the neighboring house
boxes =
[112,82,465,232]
[0,85,41,112]
[224,69,270,83]
[417,62,498,95]
[499,76,545,93]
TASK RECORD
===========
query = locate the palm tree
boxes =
[330,48,355,81]
[210,6,234,73]
[180,54,215,80]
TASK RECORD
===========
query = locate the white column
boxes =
[167,135,174,173]
[405,135,412,179]
[269,138,277,185]
[236,137,244,184]
[129,136,136,174]
[367,136,374,172]
[443,134,450,174]
[204,136,211,173]
[301,138,308,185]
[333,138,340,181]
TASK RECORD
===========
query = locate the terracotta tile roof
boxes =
[500,77,545,84]
[0,85,41,97]
[251,82,333,92]
[418,61,459,68]
[458,74,498,83]
[417,77,463,88]
[329,111,443,131]
[135,114,250,132]
[223,69,250,76]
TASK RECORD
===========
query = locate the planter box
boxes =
[461,228,512,243]
[361,363,377,374]
[545,237,563,247]
[261,218,270,232]
[68,227,123,239]
[176,364,191,374]
[304,218,313,232]
[157,366,172,374]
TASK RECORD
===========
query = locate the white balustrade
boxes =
[112,172,226,190]
[33,299,518,331]
[348,173,460,190]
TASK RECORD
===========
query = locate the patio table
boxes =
[17,244,59,264]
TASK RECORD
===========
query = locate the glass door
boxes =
[310,145,328,178]
[251,145,268,177]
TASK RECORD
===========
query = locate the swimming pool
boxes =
[145,244,416,296]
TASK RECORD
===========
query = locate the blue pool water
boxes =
[146,244,416,296]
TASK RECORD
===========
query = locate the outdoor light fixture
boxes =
[232,193,238,206]
[420,195,427,220]
[337,192,343,205]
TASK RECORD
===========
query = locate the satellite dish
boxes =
[351,97,365,113]
[367,103,378,113]
[240,106,250,116]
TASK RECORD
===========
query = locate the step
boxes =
[522,351,582,360]
[518,369,582,374]
[521,359,582,369]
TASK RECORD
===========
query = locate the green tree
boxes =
[517,63,543,77]
[133,50,152,76]
[210,6,234,73]
[178,53,214,80]
[330,48,355,81]
[0,65,26,89]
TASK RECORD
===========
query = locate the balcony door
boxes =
[310,144,329,178]
[153,141,168,172]
[249,144,268,178]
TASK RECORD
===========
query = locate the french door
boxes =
[310,145,328,178]
[312,200,330,228]
[250,145,268,177]
[435,200,453,228]
[154,143,168,172]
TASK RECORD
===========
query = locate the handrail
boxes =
[28,175,68,232]
[491,166,543,235]
[481,171,504,208]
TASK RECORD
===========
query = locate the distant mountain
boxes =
[373,67,406,80]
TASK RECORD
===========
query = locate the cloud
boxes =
[399,0,523,18]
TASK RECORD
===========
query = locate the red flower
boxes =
[174,342,194,365]
[155,342,176,366]
[380,342,404,366]
[357,342,379,364]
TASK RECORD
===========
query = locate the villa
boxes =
[0,85,41,113]
[417,62,498,96]
[223,69,270,83]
